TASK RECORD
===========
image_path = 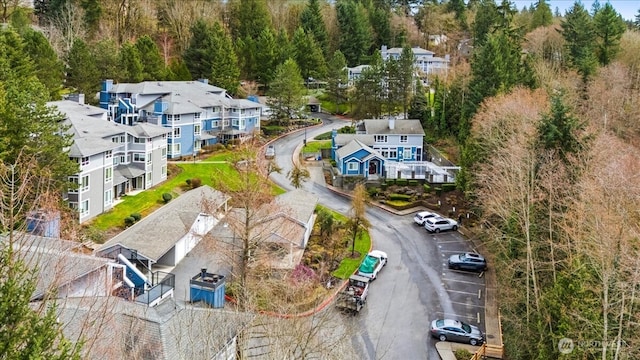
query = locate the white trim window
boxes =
[80,199,89,217]
[167,114,181,122]
[81,157,89,166]
[146,152,152,165]
[374,135,387,143]
[133,153,145,162]
[81,175,89,192]
[146,172,152,186]
[194,124,201,136]
[171,143,181,155]
[104,189,113,206]
[161,165,167,178]
[105,150,113,160]
[400,135,408,143]
[195,112,201,121]
[403,148,412,159]
[172,127,181,138]
[212,120,220,128]
[68,176,79,193]
[161,147,167,159]
[105,167,113,183]
[347,162,359,171]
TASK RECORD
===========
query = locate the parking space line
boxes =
[435,239,466,244]
[445,289,480,296]
[433,312,479,321]
[442,278,485,286]
[450,301,485,309]
[440,250,466,253]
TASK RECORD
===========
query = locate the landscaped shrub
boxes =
[435,187,443,196]
[423,184,431,192]
[453,349,473,360]
[124,216,135,227]
[386,179,395,185]
[367,187,380,197]
[185,178,192,186]
[130,213,141,221]
[408,180,418,186]
[190,178,202,188]
[330,160,337,167]
[380,183,388,191]
[442,183,457,192]
[162,193,172,203]
[389,193,411,201]
[396,178,408,186]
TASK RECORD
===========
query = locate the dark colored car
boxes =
[430,319,485,346]
[448,253,487,272]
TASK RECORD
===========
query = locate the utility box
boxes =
[190,269,226,308]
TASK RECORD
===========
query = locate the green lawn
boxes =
[90,153,284,231]
[302,140,331,153]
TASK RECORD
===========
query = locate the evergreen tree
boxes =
[337,0,372,67]
[292,27,327,83]
[255,28,278,87]
[368,5,392,53]
[447,0,467,28]
[183,20,214,81]
[325,50,348,113]
[472,0,499,47]
[135,35,166,81]
[65,38,100,97]
[635,9,640,30]
[352,53,384,119]
[228,0,272,80]
[167,58,192,81]
[531,0,552,29]
[80,0,101,39]
[274,28,292,67]
[208,22,240,94]
[537,91,590,160]
[0,233,81,359]
[593,2,626,66]
[560,2,597,81]
[266,59,306,125]
[119,42,144,83]
[21,28,64,100]
[300,0,329,58]
[92,39,120,83]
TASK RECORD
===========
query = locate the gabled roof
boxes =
[53,297,254,360]
[334,134,373,147]
[361,119,425,135]
[336,139,382,160]
[0,232,109,300]
[98,186,230,262]
[386,46,435,57]
[273,189,318,226]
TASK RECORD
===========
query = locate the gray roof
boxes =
[53,297,254,360]
[115,164,145,179]
[0,232,109,300]
[336,139,383,160]
[361,119,425,135]
[98,186,230,262]
[50,100,169,157]
[273,189,318,226]
[110,81,226,97]
[334,134,374,147]
[386,46,435,57]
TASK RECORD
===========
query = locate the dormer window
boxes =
[374,135,387,143]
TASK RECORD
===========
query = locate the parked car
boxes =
[424,217,458,233]
[430,319,485,346]
[357,250,388,280]
[413,211,439,226]
[265,144,275,159]
[448,253,487,272]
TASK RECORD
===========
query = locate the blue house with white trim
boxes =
[100,79,262,159]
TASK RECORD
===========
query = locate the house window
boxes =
[195,112,201,121]
[104,189,113,206]
[389,148,397,158]
[120,135,126,143]
[212,120,220,128]
[347,162,358,171]
[162,133,167,139]
[81,175,89,192]
[105,150,113,160]
[400,135,408,143]
[112,137,119,143]
[232,119,246,128]
[119,155,126,164]
[241,109,245,115]
[133,153,145,162]
[194,124,201,136]
[172,128,181,138]
[374,135,387,143]
[68,176,78,193]
[223,120,230,126]
[172,143,181,155]
[146,152,152,165]
[161,165,167,178]
[161,147,167,159]
[194,141,201,151]
[146,172,152,186]
[403,148,412,159]
[80,200,89,217]
[81,157,89,166]
[167,114,181,122]
[134,137,146,143]
[105,167,113,183]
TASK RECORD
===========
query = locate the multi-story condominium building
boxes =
[99,79,262,159]
[347,45,449,86]
[51,98,171,223]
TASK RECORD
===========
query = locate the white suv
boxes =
[424,217,458,233]
[413,211,439,226]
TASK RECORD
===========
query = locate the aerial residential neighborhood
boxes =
[1,0,640,359]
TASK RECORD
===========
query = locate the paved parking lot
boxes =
[427,229,486,333]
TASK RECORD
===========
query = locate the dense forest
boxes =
[1,0,640,358]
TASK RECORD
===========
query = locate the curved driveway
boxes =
[268,114,485,359]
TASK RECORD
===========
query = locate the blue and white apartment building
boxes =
[100,79,263,159]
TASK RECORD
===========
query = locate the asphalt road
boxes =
[268,114,485,360]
